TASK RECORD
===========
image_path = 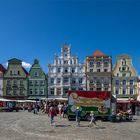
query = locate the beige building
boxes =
[85,50,112,91]
[113,54,138,114]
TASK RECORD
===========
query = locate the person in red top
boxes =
[49,106,56,126]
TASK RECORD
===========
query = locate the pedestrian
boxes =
[63,103,68,118]
[89,111,97,127]
[75,106,81,126]
[33,102,38,114]
[49,105,56,126]
[58,102,63,118]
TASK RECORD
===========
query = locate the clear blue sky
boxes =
[0,0,140,75]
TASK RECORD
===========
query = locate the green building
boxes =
[28,59,47,100]
[3,58,28,99]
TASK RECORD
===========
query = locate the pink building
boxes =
[136,79,140,115]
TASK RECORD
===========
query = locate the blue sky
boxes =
[0,0,140,75]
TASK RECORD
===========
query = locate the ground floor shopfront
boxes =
[116,98,140,115]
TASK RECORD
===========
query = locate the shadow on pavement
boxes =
[55,125,71,127]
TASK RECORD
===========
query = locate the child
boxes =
[89,111,97,127]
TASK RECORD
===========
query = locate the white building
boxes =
[48,44,86,99]
[0,64,6,97]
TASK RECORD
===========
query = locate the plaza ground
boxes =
[0,111,139,140]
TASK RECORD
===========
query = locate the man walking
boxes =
[49,105,56,126]
[75,106,81,126]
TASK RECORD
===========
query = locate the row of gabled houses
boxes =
[0,58,47,100]
[0,43,140,114]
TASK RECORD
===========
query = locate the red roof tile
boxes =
[0,64,6,73]
[93,50,106,57]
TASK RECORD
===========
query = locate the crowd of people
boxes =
[20,100,98,127]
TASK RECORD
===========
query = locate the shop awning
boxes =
[27,96,45,100]
[117,98,134,103]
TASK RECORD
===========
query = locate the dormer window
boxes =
[34,72,39,77]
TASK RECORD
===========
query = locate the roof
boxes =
[93,50,106,57]
[8,58,22,64]
[22,67,28,76]
[0,64,6,73]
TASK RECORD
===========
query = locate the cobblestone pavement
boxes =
[0,111,140,140]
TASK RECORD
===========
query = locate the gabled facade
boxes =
[0,64,6,97]
[85,50,112,91]
[113,54,138,98]
[48,44,86,99]
[3,58,28,99]
[28,59,47,99]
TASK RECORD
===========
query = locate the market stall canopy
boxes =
[117,98,134,103]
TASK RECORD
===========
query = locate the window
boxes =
[35,81,39,85]
[122,73,126,77]
[63,77,69,83]
[56,88,61,95]
[13,80,17,85]
[63,88,69,95]
[13,90,17,95]
[90,88,94,91]
[34,72,39,77]
[72,78,76,84]
[97,88,101,91]
[18,71,20,75]
[104,62,108,66]
[116,89,119,95]
[79,78,83,84]
[10,71,12,75]
[89,61,94,66]
[130,89,133,95]
[122,67,126,71]
[117,73,119,77]
[105,88,108,91]
[64,68,68,73]
[72,68,75,73]
[29,81,33,85]
[130,80,133,85]
[20,89,24,95]
[116,80,119,85]
[40,80,44,85]
[20,80,24,85]
[50,78,54,84]
[30,89,33,95]
[89,69,93,72]
[35,89,38,94]
[74,59,76,64]
[50,88,54,95]
[123,80,126,85]
[71,87,76,91]
[79,88,83,91]
[57,68,61,73]
[123,89,126,95]
[40,89,44,95]
[89,79,94,84]
[6,90,11,95]
[119,67,121,71]
[57,78,61,84]
[97,62,101,67]
[97,69,100,72]
[56,60,58,64]
[64,60,68,64]
[104,69,108,72]
[7,80,11,85]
